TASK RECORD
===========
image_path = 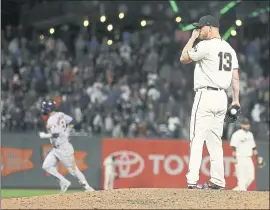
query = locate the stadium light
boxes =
[107,24,113,31]
[119,12,125,19]
[40,35,44,40]
[175,16,182,23]
[235,19,242,26]
[49,28,55,34]
[141,20,147,27]
[231,29,237,36]
[100,15,106,22]
[83,20,89,27]
[107,40,113,45]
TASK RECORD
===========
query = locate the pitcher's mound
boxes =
[2,188,269,209]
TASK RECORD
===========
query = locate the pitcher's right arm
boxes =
[231,51,240,107]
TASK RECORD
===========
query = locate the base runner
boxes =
[39,99,94,193]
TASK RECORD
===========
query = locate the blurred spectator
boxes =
[251,103,265,123]
[1,23,268,142]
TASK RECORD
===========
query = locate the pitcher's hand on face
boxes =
[191,29,200,40]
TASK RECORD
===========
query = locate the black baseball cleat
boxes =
[187,184,198,189]
[200,180,225,190]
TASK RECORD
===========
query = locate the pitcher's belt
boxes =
[195,86,224,91]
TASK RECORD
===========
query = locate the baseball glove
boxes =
[224,104,241,123]
[257,156,265,168]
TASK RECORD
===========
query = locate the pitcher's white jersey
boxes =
[188,38,239,90]
[230,129,256,157]
[46,112,73,147]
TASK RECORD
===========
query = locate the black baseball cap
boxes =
[192,15,220,28]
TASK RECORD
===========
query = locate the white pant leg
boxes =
[245,157,255,190]
[235,157,247,191]
[205,91,227,187]
[56,142,91,189]
[104,174,109,190]
[104,171,114,190]
[108,174,115,190]
[187,91,209,185]
[54,143,75,169]
[42,149,70,184]
[203,90,227,187]
[43,149,58,169]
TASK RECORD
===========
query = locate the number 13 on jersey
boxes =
[218,52,232,71]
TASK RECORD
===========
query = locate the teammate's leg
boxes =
[234,161,241,190]
[42,149,71,192]
[104,171,110,190]
[236,158,247,191]
[245,157,255,189]
[57,143,94,191]
[108,174,114,190]
[186,91,208,185]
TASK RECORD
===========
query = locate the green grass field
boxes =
[1,189,80,198]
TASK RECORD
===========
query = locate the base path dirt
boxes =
[2,188,269,209]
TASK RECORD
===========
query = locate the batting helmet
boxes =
[41,99,56,115]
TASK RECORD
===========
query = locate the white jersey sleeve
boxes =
[188,41,208,61]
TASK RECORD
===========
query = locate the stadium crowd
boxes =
[1,24,269,141]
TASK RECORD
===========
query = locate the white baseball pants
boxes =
[43,142,75,170]
[104,171,115,190]
[234,156,255,191]
[186,88,227,187]
[42,142,91,189]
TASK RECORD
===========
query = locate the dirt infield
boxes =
[2,188,269,209]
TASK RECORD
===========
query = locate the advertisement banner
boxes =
[1,147,35,176]
[42,145,88,176]
[102,139,256,190]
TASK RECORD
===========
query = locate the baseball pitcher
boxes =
[39,99,94,193]
[230,118,264,191]
[180,15,240,189]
